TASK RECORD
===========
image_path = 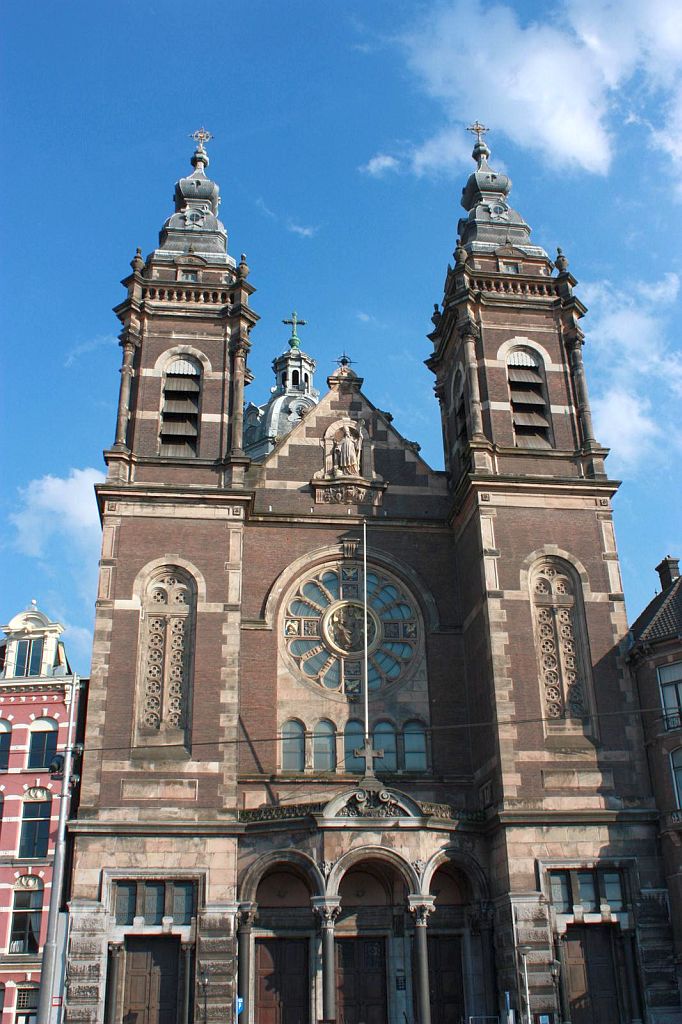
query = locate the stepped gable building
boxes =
[64,130,681,1024]
[628,556,682,983]
[0,604,83,1022]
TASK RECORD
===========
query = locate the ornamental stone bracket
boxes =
[323,784,424,820]
[312,479,387,507]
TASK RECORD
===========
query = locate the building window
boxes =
[373,722,397,772]
[549,868,624,913]
[159,356,201,457]
[660,663,682,730]
[672,749,682,809]
[114,880,197,926]
[10,885,43,954]
[281,720,305,772]
[404,721,427,771]
[27,718,58,769]
[15,985,39,1023]
[344,720,364,773]
[283,561,420,696]
[312,720,336,772]
[15,638,44,678]
[507,348,552,449]
[19,800,51,858]
[530,559,590,723]
[137,568,195,741]
[0,719,11,771]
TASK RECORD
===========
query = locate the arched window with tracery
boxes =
[530,560,591,724]
[159,356,201,457]
[137,568,196,747]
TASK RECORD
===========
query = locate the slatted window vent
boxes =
[507,349,552,449]
[160,358,201,457]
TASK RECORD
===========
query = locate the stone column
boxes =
[230,334,250,456]
[181,942,193,1024]
[238,903,256,1024]
[312,896,341,1021]
[620,930,644,1024]
[114,334,139,449]
[409,896,435,1024]
[460,321,484,439]
[566,334,596,447]
[104,942,123,1024]
[557,934,573,1024]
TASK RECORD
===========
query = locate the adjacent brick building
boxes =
[64,131,681,1023]
[0,606,82,1024]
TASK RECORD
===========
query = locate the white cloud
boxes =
[286,220,318,239]
[64,334,118,368]
[11,468,103,558]
[583,273,682,465]
[360,153,400,176]
[361,0,682,178]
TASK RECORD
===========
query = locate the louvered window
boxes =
[507,349,552,449]
[159,357,201,457]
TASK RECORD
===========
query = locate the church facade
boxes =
[63,132,681,1024]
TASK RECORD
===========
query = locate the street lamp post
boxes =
[36,677,82,1024]
[518,945,533,1024]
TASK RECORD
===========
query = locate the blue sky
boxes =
[1,0,681,671]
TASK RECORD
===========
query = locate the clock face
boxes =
[283,562,419,697]
[490,203,509,221]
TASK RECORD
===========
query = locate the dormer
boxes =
[0,603,71,681]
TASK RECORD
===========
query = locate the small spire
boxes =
[282,310,307,350]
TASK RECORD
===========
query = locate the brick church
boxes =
[63,129,681,1023]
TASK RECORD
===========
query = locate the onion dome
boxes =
[157,130,230,260]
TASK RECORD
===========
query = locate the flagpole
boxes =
[363,518,369,744]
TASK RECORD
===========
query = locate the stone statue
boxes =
[334,423,362,476]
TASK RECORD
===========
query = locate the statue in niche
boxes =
[335,424,362,476]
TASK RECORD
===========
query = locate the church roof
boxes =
[630,575,682,645]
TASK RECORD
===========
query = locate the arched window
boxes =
[19,795,51,858]
[404,721,427,772]
[452,368,468,451]
[507,348,552,448]
[137,568,195,744]
[344,720,364,773]
[10,881,43,954]
[282,720,305,772]
[0,719,11,771]
[28,718,58,769]
[292,369,300,387]
[530,560,590,723]
[373,722,397,772]
[312,720,336,772]
[159,356,201,457]
[672,749,682,809]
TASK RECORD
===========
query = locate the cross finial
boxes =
[466,120,489,145]
[282,310,307,350]
[335,352,355,369]
[353,736,384,778]
[190,127,214,149]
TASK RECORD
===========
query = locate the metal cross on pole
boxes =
[466,120,489,144]
[282,310,307,349]
[190,127,214,148]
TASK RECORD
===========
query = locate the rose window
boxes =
[283,563,419,695]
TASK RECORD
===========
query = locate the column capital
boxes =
[108,940,124,955]
[237,901,257,928]
[408,894,436,925]
[458,316,480,341]
[311,896,342,927]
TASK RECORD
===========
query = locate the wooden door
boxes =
[255,938,309,1024]
[564,925,622,1024]
[335,937,387,1024]
[428,935,465,1024]
[123,937,180,1024]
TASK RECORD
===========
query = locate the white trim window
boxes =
[660,662,682,731]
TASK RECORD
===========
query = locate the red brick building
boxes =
[64,132,681,1023]
[0,606,82,1024]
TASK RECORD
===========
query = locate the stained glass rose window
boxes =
[283,563,419,695]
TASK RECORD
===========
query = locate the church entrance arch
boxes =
[253,866,315,1024]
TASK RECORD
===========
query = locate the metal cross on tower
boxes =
[190,127,214,148]
[466,120,489,144]
[282,310,307,349]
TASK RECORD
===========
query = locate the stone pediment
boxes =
[323,784,423,820]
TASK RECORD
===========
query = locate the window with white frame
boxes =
[10,883,43,954]
[660,662,682,730]
[19,798,51,858]
[27,718,58,769]
[14,638,44,678]
[0,719,10,771]
[15,984,39,1024]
